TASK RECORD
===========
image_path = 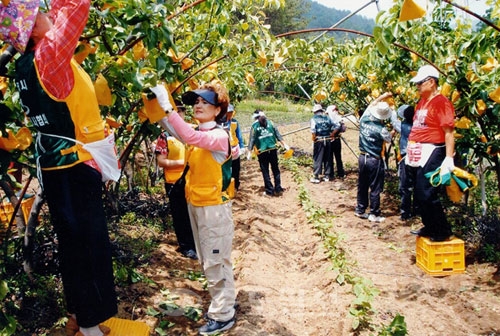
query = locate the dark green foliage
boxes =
[264,0,310,35]
[305,0,376,37]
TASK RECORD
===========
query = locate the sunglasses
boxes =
[416,77,432,85]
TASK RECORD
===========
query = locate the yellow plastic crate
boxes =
[416,236,465,276]
[100,317,150,336]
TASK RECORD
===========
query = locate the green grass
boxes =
[234,97,312,130]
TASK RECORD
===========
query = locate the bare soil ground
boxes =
[39,123,500,335]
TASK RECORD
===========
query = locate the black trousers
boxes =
[330,138,345,178]
[356,154,385,216]
[313,138,332,177]
[166,181,196,251]
[42,164,117,328]
[257,149,282,195]
[232,156,241,191]
[398,156,416,218]
[411,146,451,237]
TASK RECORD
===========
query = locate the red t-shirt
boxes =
[408,94,455,143]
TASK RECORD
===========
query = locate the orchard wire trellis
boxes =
[279,0,381,159]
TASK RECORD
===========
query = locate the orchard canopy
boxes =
[1,0,500,195]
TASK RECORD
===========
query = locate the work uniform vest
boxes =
[358,112,387,159]
[15,53,104,170]
[251,121,278,154]
[312,114,333,137]
[164,136,186,184]
[185,144,232,206]
[228,120,239,147]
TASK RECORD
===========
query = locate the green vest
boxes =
[251,120,278,153]
[358,112,387,159]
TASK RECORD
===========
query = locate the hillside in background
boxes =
[305,0,375,38]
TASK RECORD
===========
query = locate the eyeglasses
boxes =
[416,77,431,85]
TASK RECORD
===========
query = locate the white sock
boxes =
[79,325,103,336]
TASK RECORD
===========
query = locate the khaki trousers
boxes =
[188,202,236,322]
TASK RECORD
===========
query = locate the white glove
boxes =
[239,147,247,157]
[246,150,252,161]
[439,156,455,176]
[150,84,173,112]
[284,144,290,151]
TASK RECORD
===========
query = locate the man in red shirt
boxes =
[406,65,455,242]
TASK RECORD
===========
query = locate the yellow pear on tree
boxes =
[330,81,340,92]
[440,82,451,97]
[257,50,267,66]
[480,57,498,73]
[488,87,500,103]
[181,58,194,70]
[245,73,256,85]
[94,74,113,106]
[314,90,327,101]
[455,116,471,129]
[133,40,148,61]
[73,41,97,65]
[273,52,284,69]
[476,99,486,115]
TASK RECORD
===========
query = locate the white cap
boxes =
[325,105,337,114]
[370,102,392,120]
[410,65,440,83]
[312,104,324,113]
[253,110,265,119]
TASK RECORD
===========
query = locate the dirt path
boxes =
[230,160,352,335]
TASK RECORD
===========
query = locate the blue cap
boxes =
[182,89,218,106]
[228,104,235,112]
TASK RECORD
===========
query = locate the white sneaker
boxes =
[354,212,369,219]
[310,177,320,183]
[322,177,330,182]
[368,214,385,223]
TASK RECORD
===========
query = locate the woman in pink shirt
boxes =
[146,82,236,335]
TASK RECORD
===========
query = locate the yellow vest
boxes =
[185,146,231,206]
[164,137,186,184]
[229,121,239,147]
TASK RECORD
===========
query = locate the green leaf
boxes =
[0,280,8,300]
[218,24,228,36]
[146,306,160,317]
[336,273,345,285]
[352,317,360,330]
